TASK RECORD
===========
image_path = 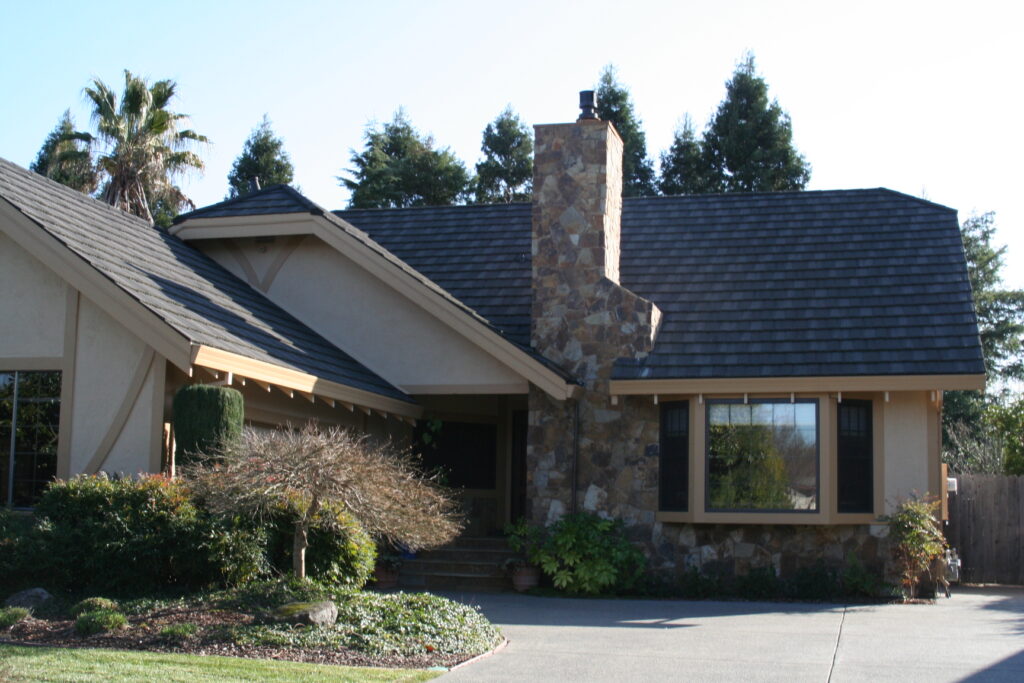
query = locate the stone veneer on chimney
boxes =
[526,114,662,525]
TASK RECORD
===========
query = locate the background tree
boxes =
[80,70,208,227]
[943,212,1024,473]
[596,66,657,197]
[699,53,810,192]
[475,106,533,203]
[658,116,710,195]
[340,110,470,208]
[185,425,463,579]
[227,115,294,198]
[30,110,97,194]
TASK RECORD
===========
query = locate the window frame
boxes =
[2,370,62,509]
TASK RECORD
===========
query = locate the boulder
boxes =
[5,588,53,609]
[271,600,337,627]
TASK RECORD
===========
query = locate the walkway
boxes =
[442,586,1024,682]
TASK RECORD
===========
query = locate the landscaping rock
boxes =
[271,600,338,627]
[5,588,53,609]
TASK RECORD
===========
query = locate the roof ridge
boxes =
[174,183,322,223]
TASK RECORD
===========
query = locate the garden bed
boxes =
[1,582,502,670]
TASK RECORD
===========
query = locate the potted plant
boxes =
[373,554,402,590]
[504,518,544,592]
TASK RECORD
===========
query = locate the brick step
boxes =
[402,558,507,577]
[399,573,510,593]
[416,548,522,563]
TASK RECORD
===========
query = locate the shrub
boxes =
[0,607,30,629]
[841,552,883,598]
[527,512,645,595]
[883,496,946,599]
[678,568,724,599]
[735,566,781,600]
[0,510,35,594]
[172,384,244,465]
[75,609,127,635]
[784,563,839,601]
[31,474,266,593]
[266,504,376,590]
[70,597,119,618]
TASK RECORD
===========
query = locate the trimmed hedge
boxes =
[2,475,375,596]
[172,384,244,464]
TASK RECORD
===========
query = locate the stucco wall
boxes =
[0,230,164,478]
[0,231,68,358]
[883,391,935,506]
[197,237,528,393]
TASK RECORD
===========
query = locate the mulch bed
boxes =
[2,605,468,669]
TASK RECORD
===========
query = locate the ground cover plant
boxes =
[0,579,501,670]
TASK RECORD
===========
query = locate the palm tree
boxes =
[82,70,208,225]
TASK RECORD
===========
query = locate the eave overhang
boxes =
[610,374,986,396]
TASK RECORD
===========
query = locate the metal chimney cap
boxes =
[578,90,599,121]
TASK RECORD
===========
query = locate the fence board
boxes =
[946,474,1024,585]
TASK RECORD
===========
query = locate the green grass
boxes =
[0,644,441,682]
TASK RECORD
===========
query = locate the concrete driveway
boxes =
[441,586,1024,682]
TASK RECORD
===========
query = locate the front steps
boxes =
[397,536,521,592]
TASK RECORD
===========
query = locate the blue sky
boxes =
[2,0,1020,284]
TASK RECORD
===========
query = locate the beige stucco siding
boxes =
[68,296,163,475]
[882,391,935,508]
[199,238,529,393]
[0,231,68,358]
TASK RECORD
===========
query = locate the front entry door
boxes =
[416,421,499,536]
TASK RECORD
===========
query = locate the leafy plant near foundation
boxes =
[519,513,645,595]
[74,608,128,635]
[840,552,884,598]
[882,495,947,599]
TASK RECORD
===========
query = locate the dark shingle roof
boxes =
[175,184,321,220]
[338,190,984,380]
[0,158,411,403]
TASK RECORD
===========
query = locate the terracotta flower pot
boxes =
[511,565,540,592]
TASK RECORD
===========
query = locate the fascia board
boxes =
[610,374,986,395]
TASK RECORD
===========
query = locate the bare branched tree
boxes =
[184,425,463,579]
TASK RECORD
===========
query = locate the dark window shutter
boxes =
[659,401,689,512]
[837,400,873,513]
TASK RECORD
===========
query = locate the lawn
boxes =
[0,644,441,682]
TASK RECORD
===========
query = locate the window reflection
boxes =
[707,400,818,512]
[2,370,61,508]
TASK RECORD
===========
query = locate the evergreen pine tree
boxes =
[30,110,97,194]
[340,110,470,208]
[596,66,657,197]
[701,53,810,192]
[658,116,710,195]
[475,106,533,203]
[227,116,295,198]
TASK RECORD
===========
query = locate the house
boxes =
[0,95,984,576]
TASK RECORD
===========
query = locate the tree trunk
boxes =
[293,521,308,579]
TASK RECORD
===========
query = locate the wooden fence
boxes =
[945,474,1024,585]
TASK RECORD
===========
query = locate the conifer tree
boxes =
[227,116,294,198]
[658,116,710,195]
[596,66,657,197]
[475,106,533,203]
[30,110,97,194]
[700,54,810,192]
[340,110,470,208]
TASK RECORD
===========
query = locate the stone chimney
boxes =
[530,92,660,385]
[527,92,662,526]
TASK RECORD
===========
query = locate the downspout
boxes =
[571,398,580,513]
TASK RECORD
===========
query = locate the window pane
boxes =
[837,400,873,513]
[659,401,689,512]
[5,371,61,507]
[707,400,819,512]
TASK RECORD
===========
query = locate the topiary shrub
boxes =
[529,512,645,595]
[31,474,267,593]
[265,504,376,590]
[75,609,127,636]
[172,384,244,465]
